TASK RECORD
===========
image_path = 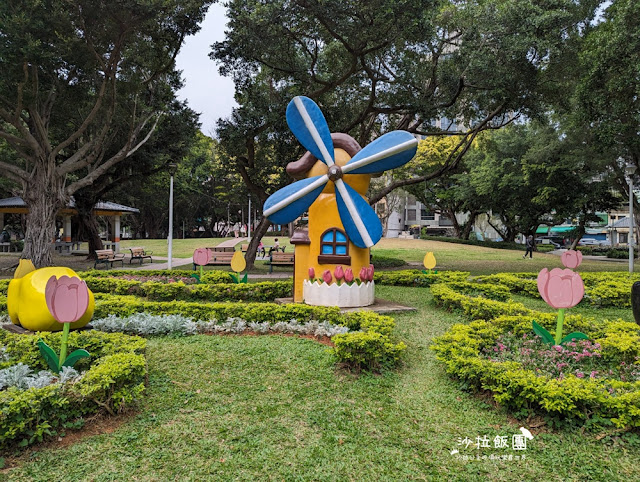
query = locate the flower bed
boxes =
[89,297,405,373]
[432,314,640,428]
[0,329,146,450]
[430,276,640,428]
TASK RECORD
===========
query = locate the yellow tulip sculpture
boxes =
[7,260,95,332]
[230,250,248,283]
[423,252,437,274]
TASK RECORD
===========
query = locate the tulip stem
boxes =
[200,265,203,280]
[554,308,566,345]
[59,322,70,368]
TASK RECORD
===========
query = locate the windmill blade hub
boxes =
[327,165,343,182]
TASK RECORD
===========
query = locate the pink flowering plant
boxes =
[38,275,91,373]
[483,332,640,384]
[534,251,588,345]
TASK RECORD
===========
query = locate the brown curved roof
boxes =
[286,133,362,179]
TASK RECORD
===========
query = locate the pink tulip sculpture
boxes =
[193,248,211,282]
[308,267,316,283]
[344,267,354,285]
[38,276,91,373]
[322,269,332,284]
[534,251,588,346]
[359,266,368,284]
[334,266,345,285]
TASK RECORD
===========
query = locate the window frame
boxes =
[318,228,351,264]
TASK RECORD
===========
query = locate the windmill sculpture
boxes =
[264,96,418,306]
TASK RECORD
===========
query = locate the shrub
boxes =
[84,278,293,303]
[430,283,532,321]
[373,270,469,287]
[371,255,406,268]
[91,313,350,338]
[0,330,146,450]
[0,279,8,296]
[332,331,406,372]
[81,269,233,284]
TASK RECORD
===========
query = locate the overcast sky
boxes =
[175,3,236,137]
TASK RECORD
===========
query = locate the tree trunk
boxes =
[77,210,104,259]
[74,192,104,259]
[22,174,66,268]
[570,217,587,250]
[244,216,271,270]
[461,211,480,240]
[444,208,463,238]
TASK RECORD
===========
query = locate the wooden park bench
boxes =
[268,252,295,273]
[193,250,234,270]
[129,247,153,264]
[0,242,10,253]
[94,249,125,269]
[209,246,235,253]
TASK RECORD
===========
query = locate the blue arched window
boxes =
[318,228,350,264]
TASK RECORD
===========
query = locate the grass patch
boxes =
[4,286,640,479]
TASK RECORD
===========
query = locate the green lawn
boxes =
[117,236,634,275]
[118,236,293,259]
[4,286,639,480]
[372,238,635,275]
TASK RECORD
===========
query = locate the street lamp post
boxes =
[248,194,252,242]
[167,162,178,270]
[626,164,637,273]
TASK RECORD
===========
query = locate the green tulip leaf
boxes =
[190,273,201,284]
[561,332,590,345]
[37,339,60,373]
[229,273,238,284]
[62,349,91,368]
[532,321,555,345]
[241,272,248,284]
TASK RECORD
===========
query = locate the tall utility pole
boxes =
[627,164,637,273]
[167,163,178,269]
[248,194,252,242]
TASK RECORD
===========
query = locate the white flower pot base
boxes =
[302,280,375,307]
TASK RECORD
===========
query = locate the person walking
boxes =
[523,235,535,259]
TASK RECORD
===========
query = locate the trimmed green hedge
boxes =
[81,269,233,284]
[373,269,469,286]
[370,255,406,268]
[0,330,146,450]
[85,278,293,303]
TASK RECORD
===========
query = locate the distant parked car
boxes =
[578,238,608,246]
[535,236,562,249]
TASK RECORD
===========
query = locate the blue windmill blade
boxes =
[334,179,383,248]
[263,175,329,225]
[341,131,418,175]
[286,96,335,166]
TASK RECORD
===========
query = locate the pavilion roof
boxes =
[0,197,139,214]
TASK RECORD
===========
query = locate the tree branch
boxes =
[64,113,161,194]
[0,160,28,181]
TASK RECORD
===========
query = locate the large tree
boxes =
[561,0,640,241]
[73,99,200,255]
[0,0,212,267]
[211,0,603,264]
